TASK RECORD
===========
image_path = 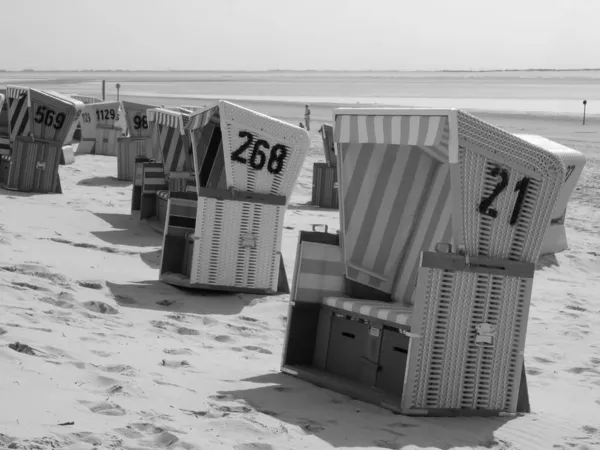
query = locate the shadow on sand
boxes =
[219,372,519,449]
[287,201,323,212]
[91,212,162,248]
[106,280,267,316]
[77,176,132,187]
[0,187,40,198]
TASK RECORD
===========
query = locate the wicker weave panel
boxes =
[403,262,532,413]
[190,197,285,291]
[455,111,565,263]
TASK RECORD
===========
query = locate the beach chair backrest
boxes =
[122,101,156,139]
[6,85,31,142]
[334,109,457,305]
[28,89,81,146]
[320,123,337,166]
[220,101,310,198]
[453,111,565,263]
[187,104,226,191]
[148,108,190,176]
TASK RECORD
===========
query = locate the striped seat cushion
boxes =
[323,297,412,326]
[156,190,169,200]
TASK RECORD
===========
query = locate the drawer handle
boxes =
[393,346,408,354]
[311,224,329,233]
[341,332,355,339]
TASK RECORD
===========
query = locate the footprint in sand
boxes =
[235,444,274,450]
[163,348,194,356]
[150,320,200,336]
[2,263,71,286]
[565,304,588,313]
[590,358,600,366]
[297,418,326,434]
[566,367,594,375]
[85,401,126,416]
[48,237,135,256]
[533,356,554,364]
[77,280,104,290]
[214,335,234,343]
[0,327,6,336]
[526,367,543,376]
[91,350,114,358]
[39,293,76,309]
[238,316,260,323]
[83,301,119,315]
[113,294,136,305]
[243,345,272,355]
[160,359,191,368]
[11,280,50,292]
[99,364,137,376]
[115,423,197,449]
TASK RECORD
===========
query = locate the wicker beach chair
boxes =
[159,101,309,294]
[132,108,193,229]
[282,108,564,416]
[2,88,82,193]
[514,134,586,255]
[90,101,123,156]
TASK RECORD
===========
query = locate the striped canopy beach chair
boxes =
[132,108,193,229]
[1,88,82,193]
[281,107,564,416]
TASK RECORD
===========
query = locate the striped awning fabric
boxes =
[7,86,30,141]
[70,94,102,104]
[149,108,184,132]
[187,104,219,130]
[335,113,449,161]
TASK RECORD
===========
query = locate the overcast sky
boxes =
[2,0,598,71]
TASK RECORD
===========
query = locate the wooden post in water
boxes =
[582,100,587,125]
[102,80,106,101]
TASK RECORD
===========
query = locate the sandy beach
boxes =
[0,74,599,449]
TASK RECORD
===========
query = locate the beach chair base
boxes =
[160,257,289,295]
[280,230,531,417]
[94,126,121,156]
[117,137,150,181]
[159,191,289,295]
[0,138,62,194]
[311,162,339,209]
[282,297,530,416]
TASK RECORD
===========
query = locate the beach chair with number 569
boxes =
[1,87,82,193]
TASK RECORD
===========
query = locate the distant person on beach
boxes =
[304,104,311,131]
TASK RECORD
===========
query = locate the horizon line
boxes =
[1,68,600,73]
